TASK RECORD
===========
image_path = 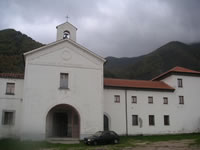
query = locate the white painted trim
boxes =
[28,62,102,70]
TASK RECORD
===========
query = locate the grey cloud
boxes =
[0,0,200,57]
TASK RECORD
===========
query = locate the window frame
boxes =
[164,115,170,126]
[2,110,15,126]
[149,115,155,126]
[132,115,138,126]
[59,73,69,89]
[163,97,168,104]
[6,82,15,95]
[148,96,153,104]
[177,78,183,88]
[132,96,137,104]
[179,96,184,104]
[114,95,120,103]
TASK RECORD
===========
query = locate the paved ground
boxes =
[124,140,200,150]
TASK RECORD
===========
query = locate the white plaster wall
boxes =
[103,88,177,135]
[103,89,126,135]
[56,23,77,41]
[127,90,176,135]
[21,41,104,140]
[0,78,24,138]
[104,75,200,136]
[162,75,200,133]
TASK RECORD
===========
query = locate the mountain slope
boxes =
[104,56,143,78]
[0,29,43,73]
[1,28,200,79]
[104,41,200,80]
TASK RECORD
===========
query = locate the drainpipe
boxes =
[125,89,128,136]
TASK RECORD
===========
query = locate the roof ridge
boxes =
[0,73,24,79]
[152,66,200,81]
[0,72,24,74]
[104,78,164,83]
[104,78,175,91]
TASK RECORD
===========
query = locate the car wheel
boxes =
[113,139,119,144]
[93,141,97,146]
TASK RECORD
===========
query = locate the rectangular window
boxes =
[178,79,183,88]
[132,115,138,126]
[132,96,137,103]
[6,83,15,95]
[179,96,184,104]
[149,115,155,126]
[60,73,69,89]
[164,115,170,126]
[114,95,120,103]
[148,96,153,104]
[2,111,15,125]
[163,97,168,104]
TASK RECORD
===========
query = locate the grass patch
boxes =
[0,138,90,150]
[1,133,200,150]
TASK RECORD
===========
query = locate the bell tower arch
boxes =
[56,22,77,41]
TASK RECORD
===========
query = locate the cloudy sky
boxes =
[0,0,200,57]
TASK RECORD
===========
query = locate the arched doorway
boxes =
[104,114,109,131]
[46,104,80,138]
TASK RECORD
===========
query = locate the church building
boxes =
[0,22,200,140]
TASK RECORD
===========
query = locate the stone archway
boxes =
[46,104,80,138]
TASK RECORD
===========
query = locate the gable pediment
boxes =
[26,40,104,69]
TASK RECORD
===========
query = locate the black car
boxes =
[84,131,120,145]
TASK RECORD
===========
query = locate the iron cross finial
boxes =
[66,15,70,22]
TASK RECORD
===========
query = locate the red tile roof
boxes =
[104,78,175,91]
[0,73,24,79]
[0,66,198,91]
[152,66,200,81]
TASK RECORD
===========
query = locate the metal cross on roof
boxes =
[66,15,70,22]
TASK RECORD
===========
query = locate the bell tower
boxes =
[56,22,77,41]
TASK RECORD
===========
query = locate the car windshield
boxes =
[93,131,103,137]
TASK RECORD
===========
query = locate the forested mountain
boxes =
[0,28,200,80]
[104,41,200,80]
[0,29,43,73]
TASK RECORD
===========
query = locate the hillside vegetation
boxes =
[0,28,200,80]
[0,29,43,73]
[104,41,200,80]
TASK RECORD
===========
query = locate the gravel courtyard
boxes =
[125,140,200,150]
[1,134,200,150]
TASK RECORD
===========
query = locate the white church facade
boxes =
[1,22,200,140]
